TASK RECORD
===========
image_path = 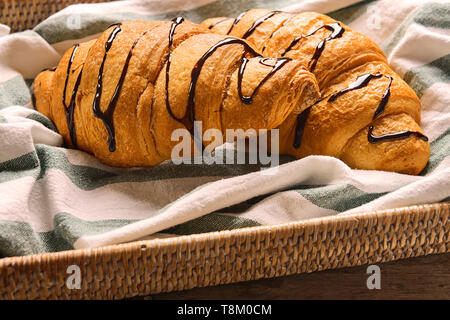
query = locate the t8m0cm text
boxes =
[221,304,272,315]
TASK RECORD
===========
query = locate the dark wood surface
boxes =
[140,253,449,300]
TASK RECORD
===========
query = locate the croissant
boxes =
[32,18,319,167]
[202,9,431,174]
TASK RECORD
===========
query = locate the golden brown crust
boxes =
[52,39,96,151]
[32,69,55,120]
[33,18,319,167]
[203,9,430,174]
[340,113,430,174]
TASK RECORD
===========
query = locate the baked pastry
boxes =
[32,18,319,167]
[202,9,430,174]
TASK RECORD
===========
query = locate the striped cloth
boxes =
[0,0,449,256]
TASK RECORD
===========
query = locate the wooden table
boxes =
[141,253,449,300]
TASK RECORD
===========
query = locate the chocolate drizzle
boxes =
[293,72,427,148]
[41,66,57,72]
[242,11,281,39]
[226,10,249,35]
[165,17,188,128]
[282,22,344,72]
[167,37,255,133]
[208,18,231,29]
[168,17,184,46]
[62,45,79,109]
[66,69,83,147]
[327,73,394,122]
[165,32,290,137]
[328,73,383,102]
[92,23,154,152]
[261,16,293,53]
[368,126,428,143]
[372,75,392,120]
[293,106,312,149]
[281,36,303,57]
[238,57,291,104]
[62,44,80,147]
[92,24,122,152]
[164,16,185,116]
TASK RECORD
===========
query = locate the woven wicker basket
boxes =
[0,203,448,299]
[0,0,449,300]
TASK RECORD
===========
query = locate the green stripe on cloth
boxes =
[0,212,134,257]
[35,0,306,44]
[296,184,385,212]
[0,220,72,257]
[0,115,7,123]
[383,2,450,55]
[0,75,31,109]
[163,213,260,235]
[34,12,152,44]
[0,149,40,173]
[216,184,386,214]
[26,113,58,132]
[0,212,259,256]
[421,129,450,175]
[214,194,272,214]
[53,212,134,245]
[0,144,294,187]
[403,54,450,98]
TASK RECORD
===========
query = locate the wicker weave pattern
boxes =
[0,203,448,299]
[0,0,113,32]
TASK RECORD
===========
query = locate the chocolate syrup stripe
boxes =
[328,73,382,102]
[226,10,250,35]
[372,75,392,120]
[66,69,83,147]
[282,22,344,72]
[41,66,57,72]
[327,73,394,123]
[92,24,122,152]
[185,37,263,132]
[293,73,427,148]
[261,16,294,53]
[166,35,285,133]
[165,17,186,126]
[93,24,155,153]
[368,126,428,143]
[62,44,80,147]
[165,16,291,136]
[293,106,311,149]
[238,57,291,105]
[218,10,284,49]
[62,44,79,111]
[242,11,281,39]
[208,18,231,29]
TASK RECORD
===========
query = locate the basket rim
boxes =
[1,201,448,265]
